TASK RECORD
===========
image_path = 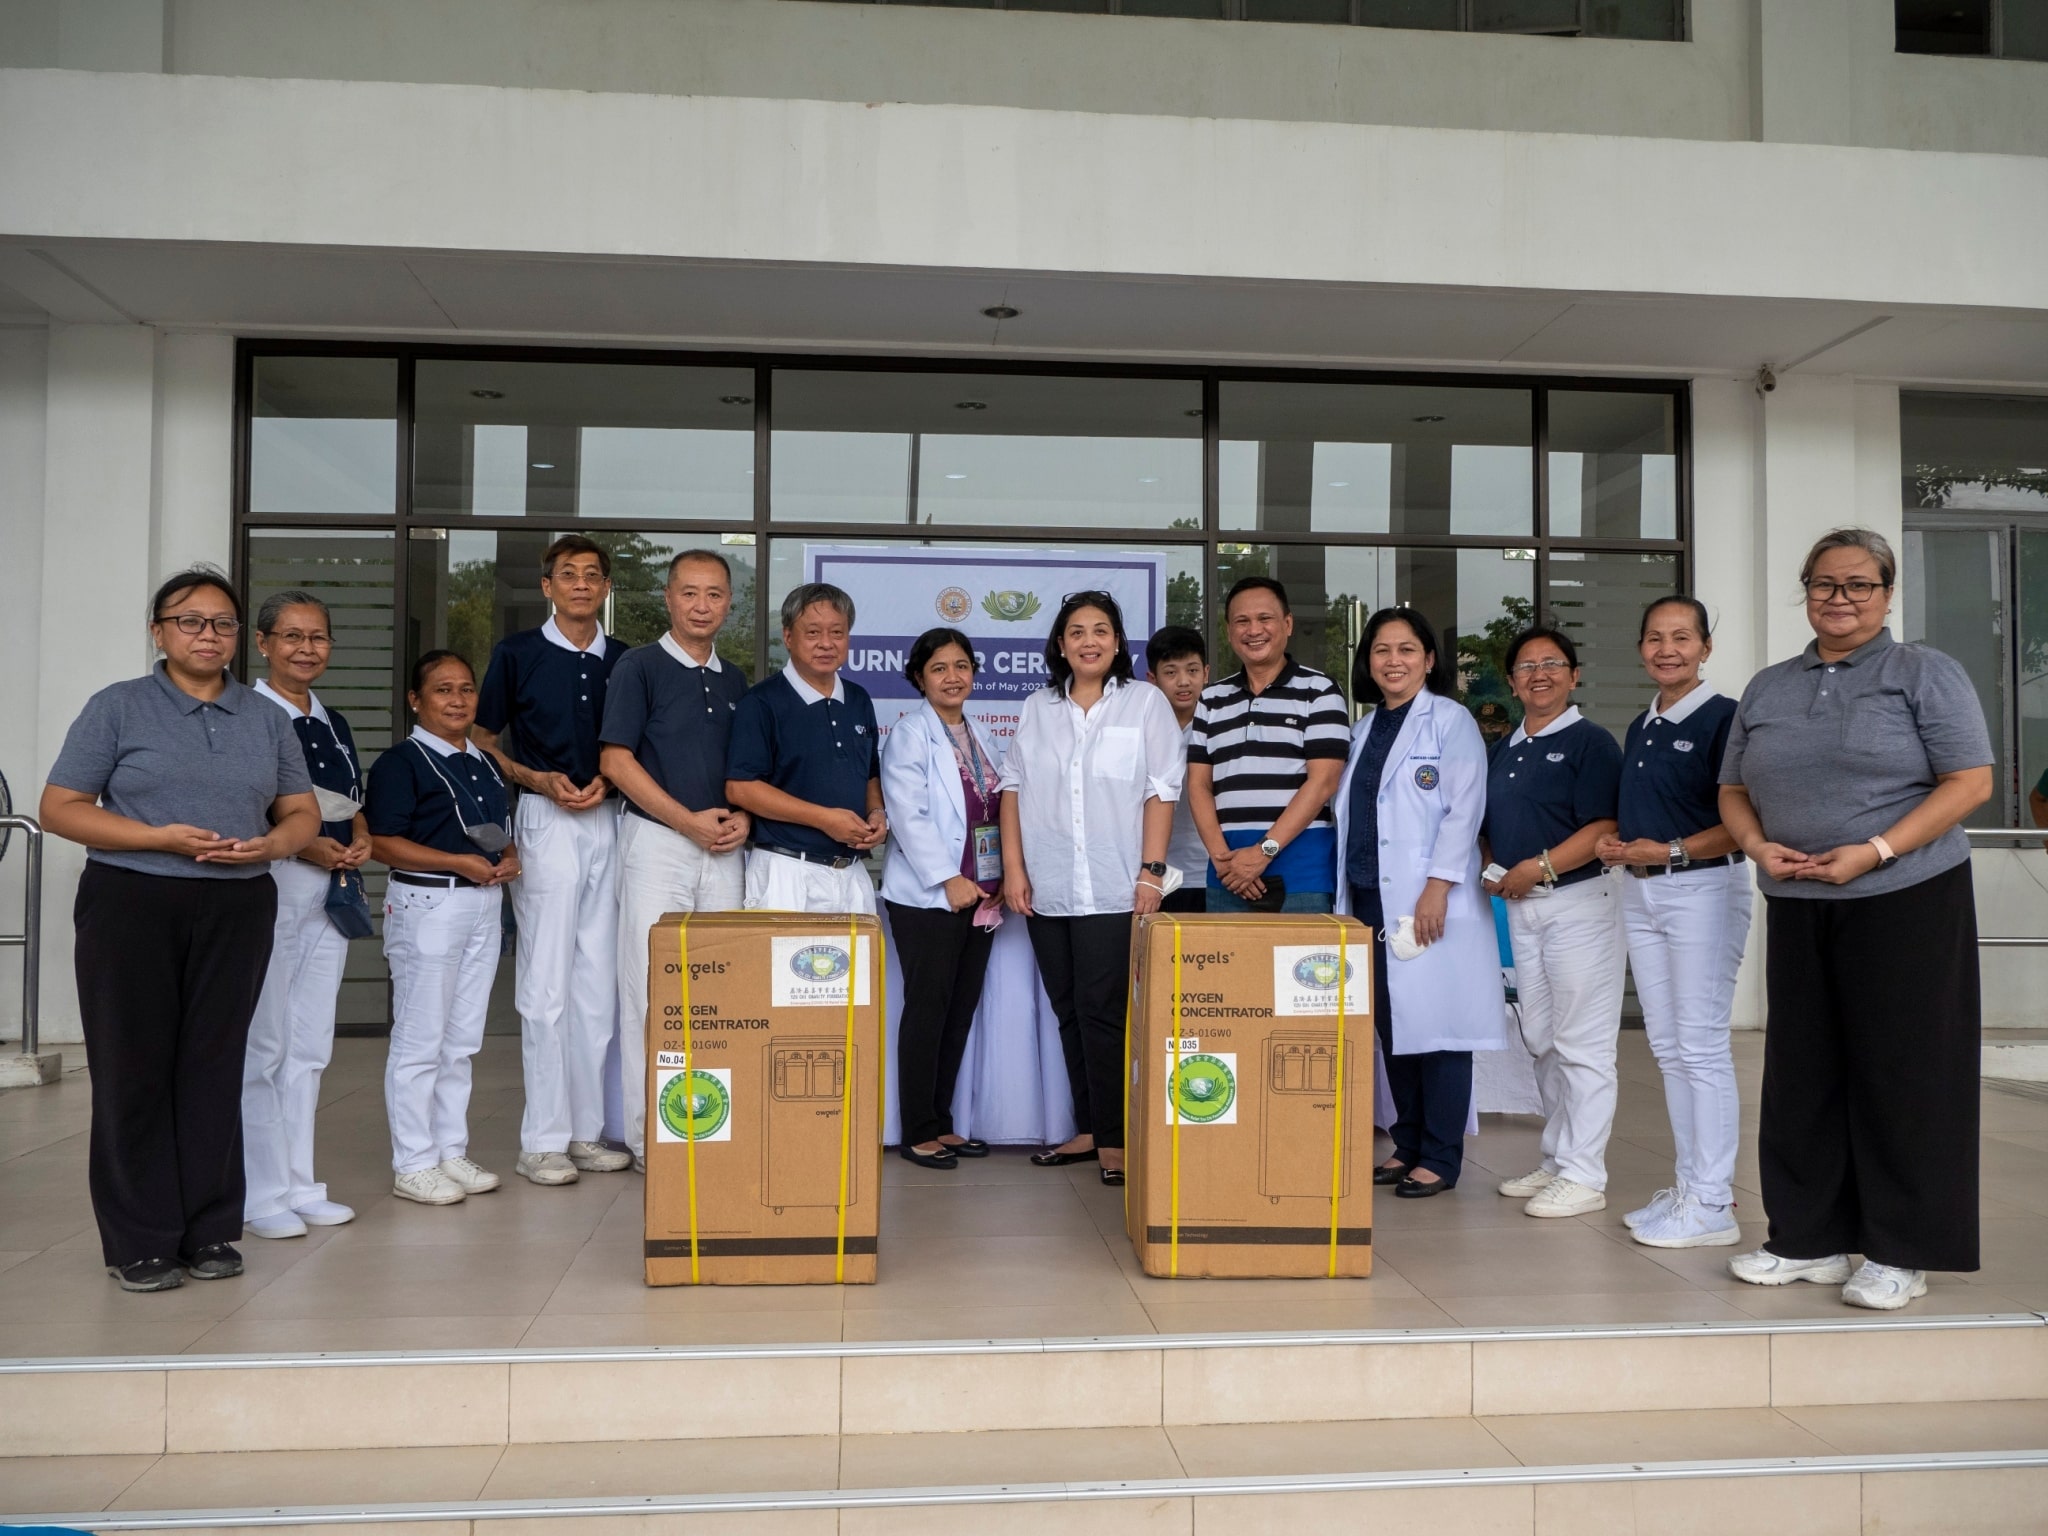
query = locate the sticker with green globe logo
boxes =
[1166,1051,1238,1126]
[656,1066,732,1143]
[771,936,873,1007]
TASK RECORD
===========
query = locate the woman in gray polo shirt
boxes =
[1718,528,1993,1311]
[40,568,319,1293]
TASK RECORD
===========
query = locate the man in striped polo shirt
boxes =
[1187,576,1350,913]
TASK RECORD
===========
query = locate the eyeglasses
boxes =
[1511,658,1571,676]
[265,629,334,649]
[1062,590,1117,608]
[157,613,242,637]
[1804,578,1888,604]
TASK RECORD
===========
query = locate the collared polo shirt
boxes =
[1483,706,1622,888]
[1618,686,1737,844]
[255,679,363,842]
[600,632,750,821]
[1188,657,1350,893]
[1719,629,1992,899]
[366,727,511,865]
[48,664,312,879]
[475,617,620,789]
[726,663,879,859]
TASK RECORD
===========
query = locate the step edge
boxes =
[27,1448,2048,1529]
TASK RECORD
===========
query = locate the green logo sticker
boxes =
[981,589,1042,622]
[659,1068,731,1142]
[1169,1053,1237,1124]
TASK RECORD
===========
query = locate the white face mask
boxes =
[312,786,363,824]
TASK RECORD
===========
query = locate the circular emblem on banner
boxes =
[935,586,972,622]
[659,1069,730,1141]
[1169,1053,1237,1123]
[790,943,852,982]
[1291,952,1349,991]
[1413,763,1440,791]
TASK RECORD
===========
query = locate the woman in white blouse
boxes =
[998,591,1182,1186]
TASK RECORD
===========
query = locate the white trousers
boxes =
[1620,862,1753,1208]
[383,880,501,1174]
[243,858,347,1219]
[615,812,746,1159]
[510,796,618,1153]
[743,847,878,917]
[1506,873,1627,1191]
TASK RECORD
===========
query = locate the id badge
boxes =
[972,823,1003,884]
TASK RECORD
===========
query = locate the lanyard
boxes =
[947,721,996,798]
[409,738,506,831]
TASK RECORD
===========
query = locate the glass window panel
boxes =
[1220,382,1533,536]
[1547,390,1679,539]
[1009,0,1110,11]
[1471,0,1581,32]
[1896,0,1991,54]
[1585,0,1680,39]
[1544,550,1678,738]
[1216,543,1535,720]
[1357,0,1461,27]
[2019,531,2048,825]
[1901,391,2048,512]
[1904,528,2009,826]
[249,356,397,517]
[1242,0,1351,20]
[1120,0,1230,16]
[413,361,755,520]
[2006,0,2048,59]
[771,371,1202,530]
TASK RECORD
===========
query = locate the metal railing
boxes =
[0,816,42,1055]
[1967,827,2048,948]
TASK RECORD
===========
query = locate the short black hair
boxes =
[1638,594,1712,642]
[542,534,611,580]
[666,548,732,584]
[1224,575,1290,618]
[1145,625,1207,672]
[1503,625,1580,675]
[151,565,244,627]
[906,627,977,692]
[1044,591,1135,693]
[1351,607,1457,705]
[409,648,475,694]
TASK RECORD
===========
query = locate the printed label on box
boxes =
[770,935,875,1008]
[654,1063,734,1143]
[1271,944,1369,1018]
[1164,1049,1237,1126]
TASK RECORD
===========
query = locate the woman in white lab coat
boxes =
[1332,608,1505,1197]
[880,628,1004,1170]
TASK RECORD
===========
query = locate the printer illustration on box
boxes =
[1259,1032,1353,1203]
[762,1040,858,1213]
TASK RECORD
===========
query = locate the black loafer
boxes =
[1030,1148,1098,1167]
[1100,1167,1125,1186]
[898,1145,958,1171]
[182,1243,244,1280]
[941,1139,991,1159]
[1395,1176,1453,1199]
[109,1257,184,1292]
[1373,1162,1413,1187]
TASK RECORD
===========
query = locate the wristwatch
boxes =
[1258,837,1282,858]
[1668,838,1690,870]
[1141,860,1168,877]
[1869,835,1899,870]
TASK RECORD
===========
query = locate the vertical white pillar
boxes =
[0,328,50,1025]
[155,331,236,577]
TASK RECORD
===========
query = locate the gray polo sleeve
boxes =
[1908,645,1995,774]
[47,687,120,796]
[1717,676,1758,787]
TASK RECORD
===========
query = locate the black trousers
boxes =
[886,900,996,1147]
[1026,912,1133,1150]
[1761,859,1979,1272]
[1353,886,1472,1183]
[74,863,277,1267]
[1160,887,1207,914]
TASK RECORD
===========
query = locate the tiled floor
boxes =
[3,1032,2048,1358]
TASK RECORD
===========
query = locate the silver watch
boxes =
[1259,837,1282,858]
[1668,838,1690,870]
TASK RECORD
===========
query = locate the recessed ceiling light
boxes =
[720,395,753,406]
[981,305,1020,320]
[955,400,988,411]
[530,462,555,470]
[1138,476,1160,484]
[1184,409,1203,418]
[1328,481,1349,488]
[470,389,504,400]
[944,473,968,480]
[1412,414,1446,424]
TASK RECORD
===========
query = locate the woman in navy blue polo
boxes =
[1596,597,1752,1251]
[367,650,521,1208]
[1480,626,1624,1220]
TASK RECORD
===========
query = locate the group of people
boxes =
[41,526,1992,1316]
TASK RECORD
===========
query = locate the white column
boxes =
[0,328,50,1036]
[154,330,235,576]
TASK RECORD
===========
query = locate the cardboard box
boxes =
[643,911,884,1286]
[1125,912,1374,1279]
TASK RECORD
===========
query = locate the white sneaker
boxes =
[515,1150,580,1186]
[567,1141,631,1173]
[294,1199,356,1226]
[1524,1176,1606,1218]
[1727,1248,1852,1286]
[245,1211,308,1240]
[633,1153,646,1175]
[394,1168,466,1205]
[438,1156,501,1194]
[1624,1187,1680,1231]
[1498,1166,1557,1199]
[1842,1260,1928,1311]
[1633,1193,1742,1249]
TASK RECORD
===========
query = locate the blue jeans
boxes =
[1205,885,1333,915]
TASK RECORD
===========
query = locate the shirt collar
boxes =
[1225,656,1298,698]
[542,615,608,658]
[1800,627,1894,670]
[1646,685,1714,727]
[1509,704,1582,747]
[659,631,721,672]
[409,723,480,759]
[151,661,243,715]
[783,661,845,705]
[254,677,330,724]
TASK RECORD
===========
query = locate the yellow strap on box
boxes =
[835,914,857,1284]
[675,918,701,1285]
[1168,916,1184,1279]
[1325,914,1349,1279]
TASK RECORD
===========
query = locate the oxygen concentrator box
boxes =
[642,911,884,1285]
[1125,913,1374,1279]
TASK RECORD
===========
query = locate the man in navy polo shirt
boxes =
[726,582,886,915]
[599,548,751,1169]
[473,534,631,1189]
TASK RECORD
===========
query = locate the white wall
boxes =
[0,327,48,1043]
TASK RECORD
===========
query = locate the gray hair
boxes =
[780,582,855,632]
[1799,528,1896,589]
[257,588,332,635]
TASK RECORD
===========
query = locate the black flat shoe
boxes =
[109,1257,183,1292]
[1373,1162,1413,1187]
[1394,1176,1453,1199]
[1030,1148,1098,1167]
[1100,1167,1125,1186]
[898,1145,958,1170]
[941,1139,991,1158]
[183,1243,244,1280]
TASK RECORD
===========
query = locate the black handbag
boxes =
[324,867,376,940]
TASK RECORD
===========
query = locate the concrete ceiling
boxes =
[2,237,2045,389]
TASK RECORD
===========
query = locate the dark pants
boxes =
[1353,885,1472,1184]
[1760,859,1979,1272]
[1027,912,1133,1150]
[1160,888,1207,914]
[886,900,995,1147]
[74,863,277,1267]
